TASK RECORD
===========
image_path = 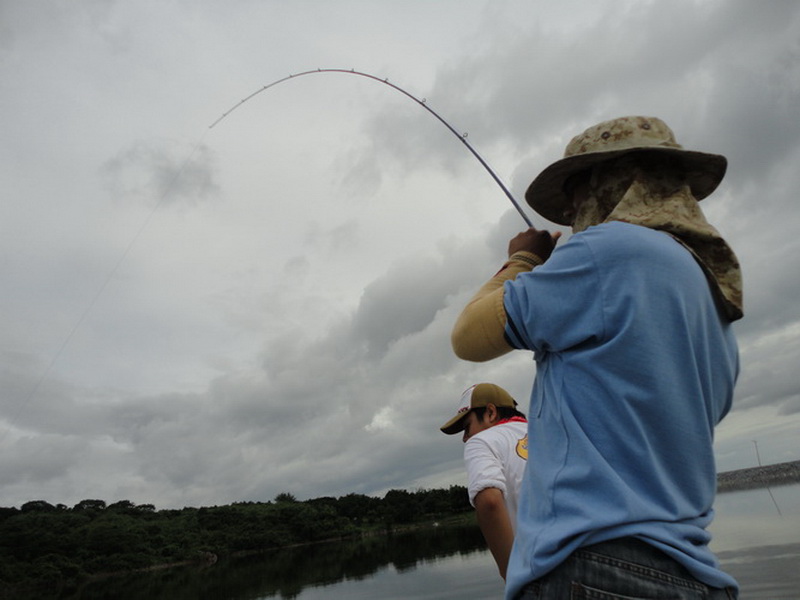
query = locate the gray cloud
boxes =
[101,141,220,207]
[2,0,799,511]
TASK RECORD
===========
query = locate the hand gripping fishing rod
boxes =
[209,68,534,227]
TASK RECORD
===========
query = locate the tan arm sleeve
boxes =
[451,252,542,362]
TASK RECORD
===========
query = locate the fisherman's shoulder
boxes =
[569,221,673,255]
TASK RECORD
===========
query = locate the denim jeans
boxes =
[515,538,737,599]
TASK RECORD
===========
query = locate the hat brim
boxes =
[440,412,469,435]
[525,147,727,226]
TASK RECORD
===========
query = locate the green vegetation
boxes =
[0,486,471,597]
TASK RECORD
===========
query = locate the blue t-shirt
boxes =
[502,221,739,598]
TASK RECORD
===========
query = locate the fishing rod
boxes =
[209,68,534,227]
[13,68,533,427]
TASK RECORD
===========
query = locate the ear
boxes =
[485,403,499,424]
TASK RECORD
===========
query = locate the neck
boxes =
[496,416,527,425]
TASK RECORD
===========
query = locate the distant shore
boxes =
[717,459,800,493]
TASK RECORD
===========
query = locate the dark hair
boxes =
[472,405,526,422]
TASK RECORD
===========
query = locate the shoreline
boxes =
[717,459,800,493]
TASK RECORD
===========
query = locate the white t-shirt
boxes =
[464,419,528,532]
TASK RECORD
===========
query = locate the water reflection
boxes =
[70,484,800,600]
[711,483,800,598]
[73,525,488,600]
[711,482,800,552]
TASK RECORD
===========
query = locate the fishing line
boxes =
[7,135,210,435]
[209,68,534,227]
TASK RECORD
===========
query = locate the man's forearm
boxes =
[474,488,515,580]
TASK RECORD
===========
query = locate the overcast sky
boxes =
[2,0,799,511]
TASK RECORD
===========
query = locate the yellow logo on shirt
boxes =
[516,435,528,460]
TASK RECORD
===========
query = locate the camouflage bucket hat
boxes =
[525,116,727,225]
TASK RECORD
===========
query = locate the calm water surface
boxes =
[72,483,800,600]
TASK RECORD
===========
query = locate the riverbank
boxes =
[717,459,800,493]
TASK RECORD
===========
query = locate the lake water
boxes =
[71,483,800,600]
[709,482,800,599]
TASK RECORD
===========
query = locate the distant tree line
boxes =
[0,486,471,597]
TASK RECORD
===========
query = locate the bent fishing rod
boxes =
[11,70,536,432]
[209,68,534,227]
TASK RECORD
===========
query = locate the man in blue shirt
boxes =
[451,116,742,599]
